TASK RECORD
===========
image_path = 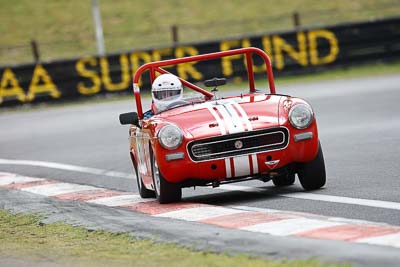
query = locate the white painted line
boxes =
[0,172,17,177]
[241,218,344,236]
[0,159,135,179]
[86,194,152,207]
[327,216,394,227]
[155,206,246,221]
[356,232,400,248]
[221,184,400,211]
[21,183,98,196]
[278,192,400,211]
[0,173,44,186]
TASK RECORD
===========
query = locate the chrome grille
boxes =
[188,127,289,161]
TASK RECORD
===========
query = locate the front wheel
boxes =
[151,151,182,204]
[298,141,326,190]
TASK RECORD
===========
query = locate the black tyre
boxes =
[272,172,295,187]
[151,151,182,204]
[298,142,326,190]
[134,161,155,198]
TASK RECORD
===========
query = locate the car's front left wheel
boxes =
[151,150,182,204]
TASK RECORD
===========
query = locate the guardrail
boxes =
[0,17,399,107]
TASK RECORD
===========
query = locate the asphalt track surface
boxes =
[1,74,400,265]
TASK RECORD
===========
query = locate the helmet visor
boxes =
[153,89,181,100]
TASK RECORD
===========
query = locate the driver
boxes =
[151,73,183,114]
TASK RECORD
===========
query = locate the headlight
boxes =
[158,125,183,150]
[289,104,314,129]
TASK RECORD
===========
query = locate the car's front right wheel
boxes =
[298,141,326,190]
[151,150,182,204]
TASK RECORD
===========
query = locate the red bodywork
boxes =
[128,47,319,190]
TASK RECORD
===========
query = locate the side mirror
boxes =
[119,112,139,126]
[204,77,226,87]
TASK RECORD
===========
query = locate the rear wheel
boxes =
[151,151,182,204]
[298,142,326,190]
[134,161,155,198]
[272,172,295,187]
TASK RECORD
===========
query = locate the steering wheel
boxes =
[166,100,190,109]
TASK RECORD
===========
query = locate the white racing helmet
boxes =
[152,74,183,113]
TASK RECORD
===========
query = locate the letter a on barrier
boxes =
[26,64,61,101]
[0,68,27,104]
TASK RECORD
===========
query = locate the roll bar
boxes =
[133,47,275,120]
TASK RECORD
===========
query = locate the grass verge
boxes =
[1,0,400,65]
[0,209,350,267]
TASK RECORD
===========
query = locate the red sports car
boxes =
[120,47,326,203]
